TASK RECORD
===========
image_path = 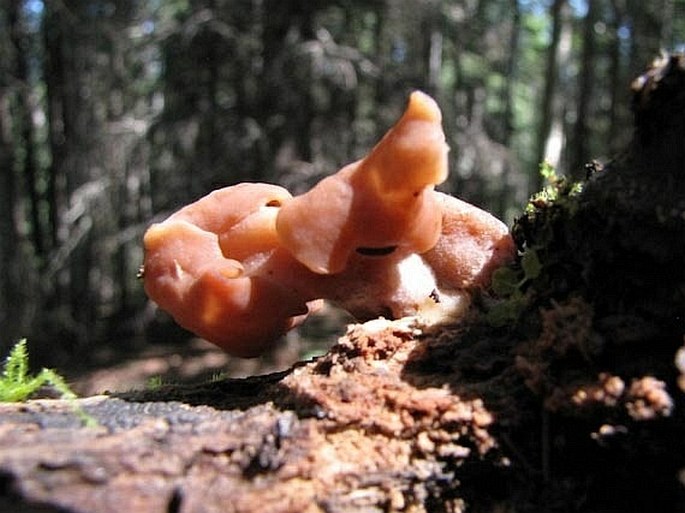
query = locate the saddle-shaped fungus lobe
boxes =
[142,92,516,357]
[424,192,516,290]
[143,184,318,357]
[275,91,449,275]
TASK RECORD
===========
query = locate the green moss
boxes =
[0,339,97,426]
[526,161,584,213]
[486,162,587,328]
[146,375,165,390]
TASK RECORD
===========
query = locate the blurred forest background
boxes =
[1,0,684,371]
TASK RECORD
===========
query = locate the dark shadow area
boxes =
[114,367,293,412]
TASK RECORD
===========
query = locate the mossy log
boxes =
[1,55,684,513]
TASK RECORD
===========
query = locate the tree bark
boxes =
[0,86,21,351]
[1,55,684,513]
[533,0,566,190]
[0,0,39,351]
[569,0,599,179]
[501,0,521,147]
[8,0,44,259]
[607,0,629,155]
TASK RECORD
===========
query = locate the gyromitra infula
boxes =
[142,92,515,357]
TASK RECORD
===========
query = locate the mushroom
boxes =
[275,91,449,275]
[313,192,515,323]
[423,191,516,290]
[142,184,321,357]
[142,91,516,357]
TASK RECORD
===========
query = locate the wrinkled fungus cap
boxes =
[142,184,317,357]
[141,91,516,358]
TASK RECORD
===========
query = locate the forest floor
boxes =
[70,305,350,397]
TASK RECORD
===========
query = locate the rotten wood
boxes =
[0,319,513,513]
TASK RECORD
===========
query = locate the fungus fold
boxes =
[276,91,448,274]
[142,91,516,356]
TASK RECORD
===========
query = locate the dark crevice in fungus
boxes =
[166,487,183,513]
[355,245,398,256]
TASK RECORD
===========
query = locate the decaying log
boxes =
[1,54,685,513]
[0,319,513,513]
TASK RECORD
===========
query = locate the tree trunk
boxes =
[501,0,521,147]
[533,0,566,190]
[0,0,16,346]
[0,87,21,352]
[8,0,44,259]
[43,0,68,253]
[569,0,599,179]
[607,0,629,155]
[0,0,40,351]
[423,9,444,98]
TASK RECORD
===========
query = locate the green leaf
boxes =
[491,266,522,296]
[146,375,164,390]
[3,339,29,384]
[39,369,77,401]
[539,161,557,183]
[486,296,527,327]
[521,249,542,280]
